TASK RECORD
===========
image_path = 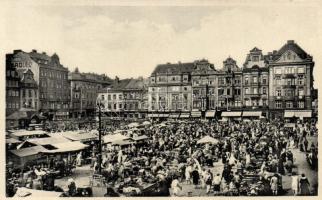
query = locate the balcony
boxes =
[244,93,261,99]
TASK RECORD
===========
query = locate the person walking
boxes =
[270,174,278,195]
[213,173,221,195]
[192,167,200,189]
[205,169,213,194]
[291,172,299,196]
[299,174,310,195]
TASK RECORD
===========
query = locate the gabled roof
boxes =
[109,79,132,92]
[124,78,146,90]
[272,40,312,61]
[250,47,262,52]
[151,62,195,75]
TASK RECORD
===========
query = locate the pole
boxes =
[98,102,102,174]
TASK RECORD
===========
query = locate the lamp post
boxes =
[96,99,103,175]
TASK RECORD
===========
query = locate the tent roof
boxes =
[42,141,88,153]
[103,133,130,143]
[10,146,47,157]
[27,135,70,145]
[11,130,47,137]
[6,138,21,144]
[197,136,219,144]
[55,132,98,142]
[14,187,63,197]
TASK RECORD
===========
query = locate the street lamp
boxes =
[96,99,103,174]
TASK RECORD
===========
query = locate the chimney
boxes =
[42,52,46,55]
[287,40,294,44]
[13,49,22,54]
[273,50,277,54]
[32,49,37,53]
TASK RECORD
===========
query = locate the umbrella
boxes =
[128,122,140,128]
[142,121,151,125]
[197,136,219,144]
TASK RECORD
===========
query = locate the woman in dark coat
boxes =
[191,168,200,189]
[299,174,310,195]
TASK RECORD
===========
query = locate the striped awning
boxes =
[242,111,262,117]
[221,111,242,117]
[191,111,201,117]
[169,113,180,118]
[205,111,216,118]
[285,110,312,118]
[148,114,159,118]
[158,114,169,118]
[180,113,190,118]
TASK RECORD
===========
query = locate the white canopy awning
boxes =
[205,111,216,118]
[285,110,312,118]
[242,111,262,117]
[103,133,130,144]
[197,136,219,144]
[221,111,242,117]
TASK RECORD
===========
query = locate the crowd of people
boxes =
[6,118,318,197]
[92,119,318,196]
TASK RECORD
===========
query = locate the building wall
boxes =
[6,64,21,115]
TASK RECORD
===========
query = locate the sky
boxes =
[2,1,322,81]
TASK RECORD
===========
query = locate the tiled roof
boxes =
[29,51,51,61]
[124,78,146,90]
[109,79,132,92]
[272,40,311,61]
[151,62,195,75]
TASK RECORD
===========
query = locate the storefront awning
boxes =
[158,114,169,118]
[147,114,159,118]
[205,111,216,118]
[191,111,201,117]
[242,111,262,117]
[285,110,312,118]
[180,113,190,118]
[169,113,180,118]
[42,141,89,153]
[221,111,242,117]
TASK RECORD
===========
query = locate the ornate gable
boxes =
[275,50,303,63]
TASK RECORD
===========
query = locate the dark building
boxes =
[69,68,112,119]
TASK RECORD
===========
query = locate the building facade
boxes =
[28,50,71,121]
[69,69,112,119]
[191,59,217,118]
[148,62,194,118]
[216,57,243,112]
[6,55,21,116]
[97,78,148,119]
[242,48,269,117]
[268,40,315,119]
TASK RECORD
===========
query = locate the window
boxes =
[245,88,249,94]
[262,87,267,94]
[275,101,282,108]
[226,89,231,95]
[276,89,281,96]
[113,94,116,100]
[108,95,111,100]
[253,77,258,83]
[298,75,304,85]
[218,89,224,96]
[245,77,249,85]
[286,101,293,108]
[298,101,305,108]
[252,55,259,62]
[299,89,304,96]
[275,68,282,74]
[285,90,293,97]
[234,89,241,95]
[183,87,188,91]
[11,71,15,77]
[253,88,258,94]
[101,95,105,100]
[298,67,305,74]
[262,78,267,84]
[119,103,122,109]
[113,103,117,110]
[218,77,225,85]
[119,94,123,100]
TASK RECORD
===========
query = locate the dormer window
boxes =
[252,55,259,62]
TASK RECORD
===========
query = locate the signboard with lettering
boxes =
[11,52,40,84]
